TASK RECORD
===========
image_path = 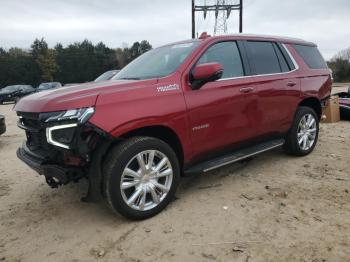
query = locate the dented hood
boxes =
[14,79,156,113]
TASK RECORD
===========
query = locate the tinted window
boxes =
[273,44,290,72]
[245,41,281,75]
[293,44,327,69]
[197,41,244,78]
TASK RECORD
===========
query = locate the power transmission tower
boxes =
[191,0,243,38]
[214,0,228,35]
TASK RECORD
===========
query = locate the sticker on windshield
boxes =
[172,43,194,49]
[156,84,179,92]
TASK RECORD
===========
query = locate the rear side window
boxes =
[245,41,281,75]
[197,41,244,78]
[273,44,290,72]
[277,43,296,71]
[293,45,327,69]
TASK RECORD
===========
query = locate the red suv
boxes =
[15,34,331,219]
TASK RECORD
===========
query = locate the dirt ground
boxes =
[0,85,349,262]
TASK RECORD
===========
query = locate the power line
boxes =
[191,0,243,38]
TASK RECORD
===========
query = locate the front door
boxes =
[183,41,258,161]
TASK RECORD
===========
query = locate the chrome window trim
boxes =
[282,43,299,70]
[217,43,299,82]
[46,123,77,149]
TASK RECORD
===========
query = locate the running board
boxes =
[184,138,285,175]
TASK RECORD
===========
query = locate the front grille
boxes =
[18,112,40,120]
[26,130,48,150]
[22,118,41,130]
[17,112,49,151]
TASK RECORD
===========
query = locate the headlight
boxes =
[44,107,95,124]
[46,123,77,149]
[43,107,94,149]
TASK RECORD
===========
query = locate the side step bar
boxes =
[184,138,285,175]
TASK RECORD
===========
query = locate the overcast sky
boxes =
[0,0,349,59]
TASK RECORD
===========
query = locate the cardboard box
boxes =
[322,96,340,123]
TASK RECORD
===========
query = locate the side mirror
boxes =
[191,62,223,90]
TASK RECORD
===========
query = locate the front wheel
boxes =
[103,137,180,220]
[284,106,319,156]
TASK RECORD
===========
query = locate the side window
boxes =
[273,44,290,72]
[277,43,296,71]
[293,44,328,69]
[245,41,281,75]
[197,41,244,78]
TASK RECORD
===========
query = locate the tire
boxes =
[103,136,180,220]
[340,106,350,120]
[284,106,319,156]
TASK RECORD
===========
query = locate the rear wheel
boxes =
[103,136,180,220]
[284,106,319,156]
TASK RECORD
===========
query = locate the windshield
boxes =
[38,83,50,90]
[114,41,200,80]
[0,85,20,93]
[95,70,119,82]
[38,82,61,90]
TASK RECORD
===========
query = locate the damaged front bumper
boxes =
[17,142,84,188]
[15,110,103,188]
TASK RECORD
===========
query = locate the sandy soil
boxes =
[0,85,349,262]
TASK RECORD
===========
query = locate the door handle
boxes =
[239,87,255,93]
[287,81,297,87]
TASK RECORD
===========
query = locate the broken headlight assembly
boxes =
[42,107,95,149]
[44,107,95,124]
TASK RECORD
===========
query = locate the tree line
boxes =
[327,47,350,83]
[1,39,349,87]
[0,38,152,88]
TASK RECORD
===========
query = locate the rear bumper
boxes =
[17,143,84,188]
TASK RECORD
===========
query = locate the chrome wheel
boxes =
[297,114,317,151]
[120,150,173,211]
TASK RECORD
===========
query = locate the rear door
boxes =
[243,41,301,136]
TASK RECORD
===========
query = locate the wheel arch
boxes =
[299,97,322,120]
[118,125,185,170]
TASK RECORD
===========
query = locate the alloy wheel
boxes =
[120,150,173,211]
[297,113,317,151]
